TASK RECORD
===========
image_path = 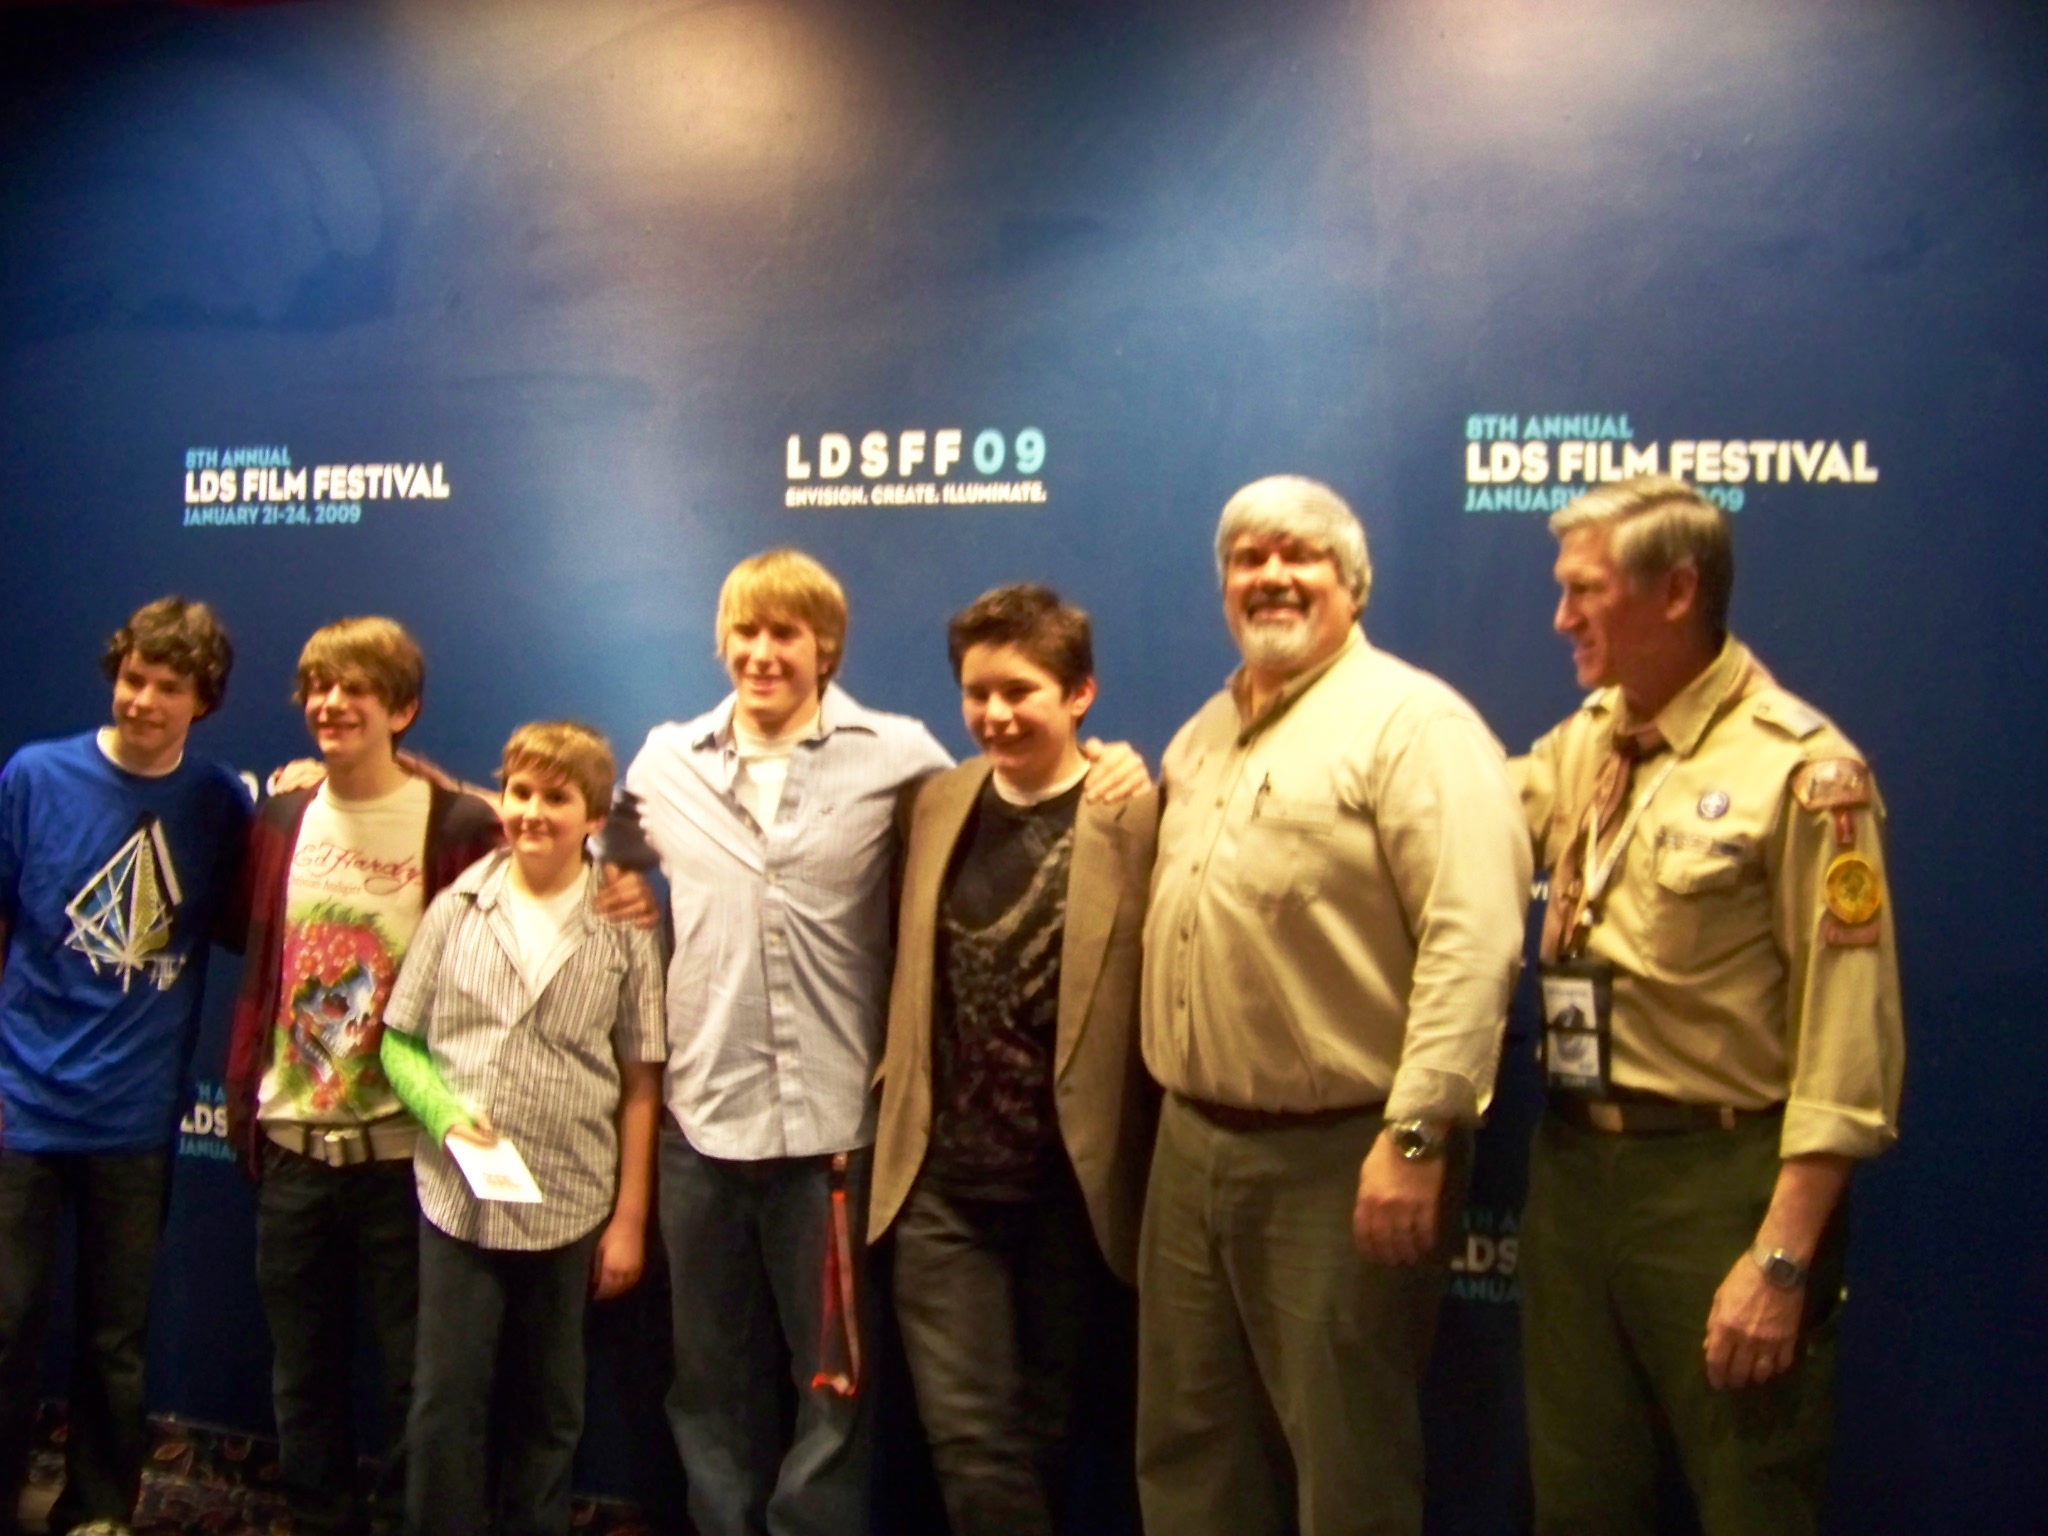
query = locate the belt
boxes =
[1547,1094,1780,1136]
[264,1117,419,1167]
[1178,1094,1383,1134]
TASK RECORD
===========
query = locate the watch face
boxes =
[1392,1123,1441,1160]
[1759,1252,1806,1289]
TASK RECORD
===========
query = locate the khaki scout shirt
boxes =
[1516,637,1905,1160]
[1142,629,1531,1123]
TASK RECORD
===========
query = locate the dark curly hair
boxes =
[100,596,235,715]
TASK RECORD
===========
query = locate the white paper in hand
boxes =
[445,1134,543,1203]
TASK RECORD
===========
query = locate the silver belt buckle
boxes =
[321,1127,362,1167]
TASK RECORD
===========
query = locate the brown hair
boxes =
[498,721,616,821]
[293,617,426,723]
[946,584,1094,694]
[1550,475,1734,638]
[100,596,235,715]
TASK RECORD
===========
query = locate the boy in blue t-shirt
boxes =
[0,597,251,1536]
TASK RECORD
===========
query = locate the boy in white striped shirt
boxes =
[380,721,666,1536]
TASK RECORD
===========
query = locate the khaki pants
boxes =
[1135,1095,1464,1536]
[1522,1110,1844,1536]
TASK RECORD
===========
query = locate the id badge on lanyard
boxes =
[1538,956,1614,1095]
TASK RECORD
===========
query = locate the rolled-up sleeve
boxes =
[1773,781,1905,1160]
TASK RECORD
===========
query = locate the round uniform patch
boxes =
[1697,790,1731,820]
[1824,853,1883,926]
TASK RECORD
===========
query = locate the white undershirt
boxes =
[991,759,1091,807]
[505,872,588,1000]
[733,710,821,828]
[96,727,181,777]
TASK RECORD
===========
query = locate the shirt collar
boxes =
[1645,635,1758,758]
[688,681,879,753]
[1228,626,1366,739]
[468,848,600,933]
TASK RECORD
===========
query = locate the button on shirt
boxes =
[1143,630,1531,1123]
[1516,637,1904,1159]
[382,852,668,1250]
[609,686,952,1161]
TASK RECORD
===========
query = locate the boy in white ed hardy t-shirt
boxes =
[379,720,665,1536]
[224,617,500,1536]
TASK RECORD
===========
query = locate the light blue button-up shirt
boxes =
[609,685,951,1161]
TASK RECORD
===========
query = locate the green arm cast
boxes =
[378,1028,471,1147]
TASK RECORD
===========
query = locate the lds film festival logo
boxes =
[784,426,1047,508]
[1459,412,1879,513]
[182,444,452,529]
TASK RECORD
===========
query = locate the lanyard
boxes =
[1572,754,1680,938]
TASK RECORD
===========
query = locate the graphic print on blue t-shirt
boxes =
[63,812,187,991]
[0,732,250,1152]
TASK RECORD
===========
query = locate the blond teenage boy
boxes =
[599,551,1148,1536]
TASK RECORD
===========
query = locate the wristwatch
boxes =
[1386,1119,1447,1162]
[1751,1245,1810,1291]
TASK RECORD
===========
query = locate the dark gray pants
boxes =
[406,1219,599,1536]
[891,1175,1105,1536]
[0,1148,165,1536]
[254,1146,419,1536]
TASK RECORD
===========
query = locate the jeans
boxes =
[0,1149,166,1536]
[890,1175,1106,1536]
[659,1124,874,1536]
[406,1219,599,1536]
[253,1144,419,1536]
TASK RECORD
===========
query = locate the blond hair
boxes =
[715,550,849,682]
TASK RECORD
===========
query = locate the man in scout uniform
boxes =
[1517,474,1905,1534]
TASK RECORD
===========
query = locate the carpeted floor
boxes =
[17,1405,661,1536]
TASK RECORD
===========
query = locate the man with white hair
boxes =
[1136,475,1531,1535]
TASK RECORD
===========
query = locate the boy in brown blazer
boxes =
[868,585,1158,1536]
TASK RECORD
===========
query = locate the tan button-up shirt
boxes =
[1142,629,1531,1123]
[1516,637,1905,1160]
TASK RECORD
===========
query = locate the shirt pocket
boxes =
[1644,833,1766,970]
[1232,788,1340,908]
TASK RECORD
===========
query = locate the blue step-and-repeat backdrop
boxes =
[4,1,2045,1531]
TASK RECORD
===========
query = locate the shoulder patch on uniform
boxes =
[1753,692,1827,740]
[1824,852,1883,925]
[1792,757,1871,811]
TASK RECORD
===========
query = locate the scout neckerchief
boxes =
[1540,720,1671,963]
[1540,648,1765,964]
